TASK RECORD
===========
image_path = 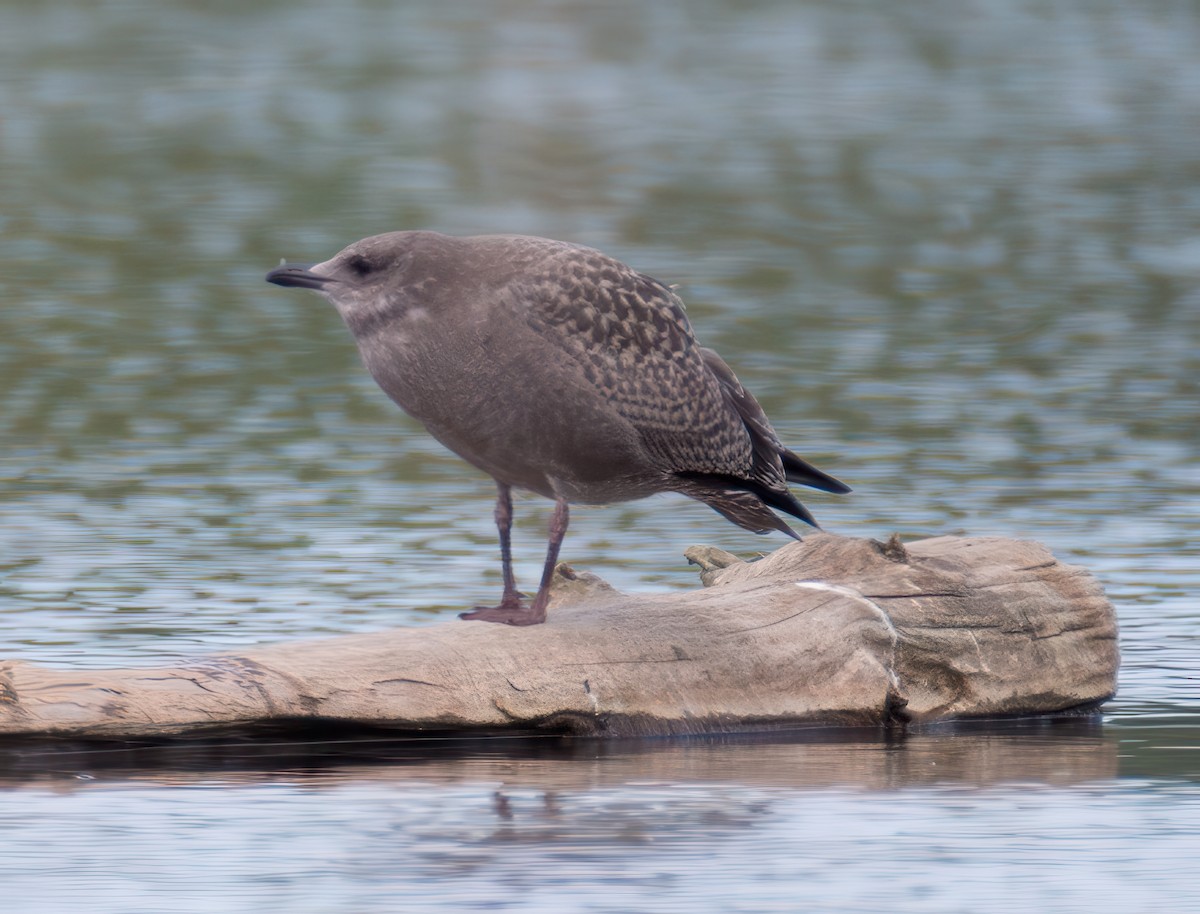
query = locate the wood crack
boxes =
[374,677,446,689]
[869,591,967,600]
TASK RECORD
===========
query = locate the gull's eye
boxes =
[345,254,375,277]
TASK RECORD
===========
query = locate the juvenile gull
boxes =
[266,232,850,626]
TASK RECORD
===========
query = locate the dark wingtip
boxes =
[674,472,821,534]
[761,487,821,530]
[266,263,333,290]
[780,449,851,494]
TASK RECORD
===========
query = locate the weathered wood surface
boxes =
[0,533,1118,739]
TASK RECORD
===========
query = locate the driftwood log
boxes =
[0,533,1118,740]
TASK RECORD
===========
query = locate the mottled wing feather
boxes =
[697,347,792,490]
[513,248,758,479]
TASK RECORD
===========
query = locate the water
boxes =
[0,0,1197,910]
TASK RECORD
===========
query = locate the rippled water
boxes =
[1,1,1197,911]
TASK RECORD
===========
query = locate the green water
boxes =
[0,1,1197,911]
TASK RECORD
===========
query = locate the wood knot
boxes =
[873,533,909,564]
[548,563,617,608]
[683,545,743,573]
[683,545,745,587]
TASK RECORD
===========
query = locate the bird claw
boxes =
[459,601,546,626]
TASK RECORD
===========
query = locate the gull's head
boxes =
[266,231,448,315]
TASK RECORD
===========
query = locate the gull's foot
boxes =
[459,594,547,626]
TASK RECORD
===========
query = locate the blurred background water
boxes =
[0,0,1197,911]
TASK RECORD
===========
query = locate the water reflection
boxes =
[0,719,1125,791]
[2,722,1198,913]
